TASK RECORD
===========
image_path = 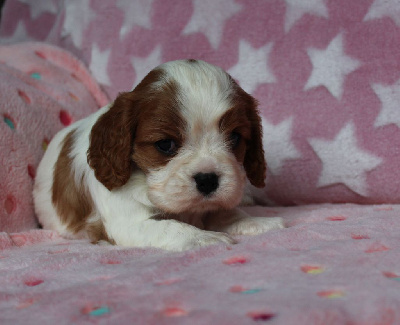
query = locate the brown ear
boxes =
[87,91,139,191]
[237,89,267,188]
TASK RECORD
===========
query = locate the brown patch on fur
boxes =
[87,69,186,190]
[52,130,94,234]
[87,220,116,245]
[222,79,267,188]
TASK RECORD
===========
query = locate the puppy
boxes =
[33,59,284,251]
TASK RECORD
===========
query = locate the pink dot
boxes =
[365,243,390,253]
[34,51,46,59]
[25,279,44,287]
[383,271,399,278]
[351,234,369,240]
[18,90,31,104]
[327,215,346,221]
[163,307,187,317]
[4,195,16,214]
[230,285,245,293]
[59,110,72,126]
[223,256,248,265]
[28,165,36,179]
[100,259,121,265]
[247,312,275,321]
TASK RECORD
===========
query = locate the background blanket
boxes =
[1,204,400,324]
[2,0,400,205]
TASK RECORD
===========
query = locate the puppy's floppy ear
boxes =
[234,87,267,188]
[87,91,139,191]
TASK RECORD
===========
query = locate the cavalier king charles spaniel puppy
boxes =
[33,59,284,251]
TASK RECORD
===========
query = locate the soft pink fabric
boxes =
[1,204,400,324]
[0,42,108,232]
[1,0,400,205]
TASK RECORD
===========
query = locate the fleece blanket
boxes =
[0,42,108,232]
[2,0,400,205]
[1,203,400,325]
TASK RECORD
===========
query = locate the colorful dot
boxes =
[327,215,347,221]
[18,89,31,104]
[68,92,79,101]
[383,272,400,281]
[351,234,369,240]
[25,279,44,287]
[4,195,16,214]
[365,243,390,253]
[3,115,15,130]
[89,306,110,316]
[301,265,325,274]
[27,165,36,179]
[30,72,41,80]
[247,312,275,322]
[230,286,262,294]
[223,256,248,265]
[34,51,46,59]
[59,110,72,126]
[163,307,187,317]
[317,290,345,299]
[100,259,121,265]
[42,138,49,151]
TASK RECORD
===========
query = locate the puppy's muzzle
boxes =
[193,172,219,196]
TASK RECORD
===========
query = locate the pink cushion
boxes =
[1,1,400,205]
[0,42,108,232]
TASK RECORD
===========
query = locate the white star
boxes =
[372,79,400,129]
[304,33,361,99]
[364,0,400,26]
[131,45,163,88]
[228,40,276,94]
[262,117,301,175]
[19,0,58,19]
[116,0,154,39]
[183,0,242,49]
[284,0,329,33]
[62,0,96,48]
[89,44,111,86]
[308,122,382,196]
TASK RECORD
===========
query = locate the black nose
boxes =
[193,172,219,196]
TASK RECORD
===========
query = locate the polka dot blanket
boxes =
[1,204,400,324]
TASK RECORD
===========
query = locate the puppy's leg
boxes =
[204,209,285,236]
[111,217,236,251]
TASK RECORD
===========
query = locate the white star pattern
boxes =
[228,40,276,94]
[0,21,29,44]
[304,33,361,99]
[364,0,400,26]
[62,0,96,48]
[131,45,163,88]
[19,0,58,19]
[116,0,154,39]
[372,78,400,129]
[308,123,382,196]
[262,117,301,175]
[89,44,111,86]
[284,0,329,33]
[183,0,242,49]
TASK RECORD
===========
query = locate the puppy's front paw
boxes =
[170,231,237,251]
[224,217,285,236]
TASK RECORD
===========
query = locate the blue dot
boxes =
[242,289,263,294]
[89,306,110,316]
[30,72,41,80]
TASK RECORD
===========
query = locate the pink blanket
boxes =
[1,204,400,324]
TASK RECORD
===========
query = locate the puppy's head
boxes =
[87,60,266,214]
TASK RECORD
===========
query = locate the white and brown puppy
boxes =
[33,59,284,251]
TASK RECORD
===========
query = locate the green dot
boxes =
[30,72,41,80]
[89,306,110,316]
[4,117,15,129]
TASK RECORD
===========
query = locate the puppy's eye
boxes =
[229,132,241,149]
[155,139,177,156]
